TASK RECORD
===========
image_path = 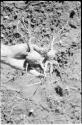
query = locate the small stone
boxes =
[55,86,63,96]
[28,109,34,117]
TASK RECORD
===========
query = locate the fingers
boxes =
[1,57,25,70]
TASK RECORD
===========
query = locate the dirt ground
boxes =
[1,1,81,124]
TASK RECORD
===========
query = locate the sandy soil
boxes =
[1,1,81,124]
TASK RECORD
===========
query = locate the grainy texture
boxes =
[1,1,81,124]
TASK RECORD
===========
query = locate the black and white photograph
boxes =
[1,1,81,124]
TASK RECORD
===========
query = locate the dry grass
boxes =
[1,1,81,124]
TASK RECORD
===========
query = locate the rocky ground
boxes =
[1,1,81,124]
